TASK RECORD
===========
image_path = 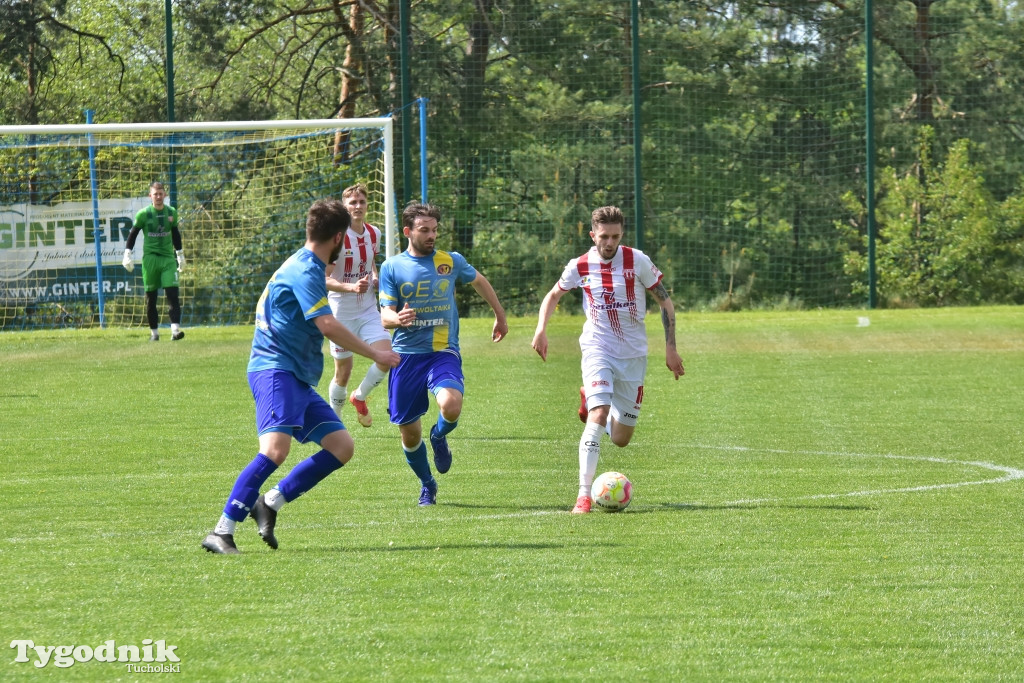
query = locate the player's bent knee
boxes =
[610,433,633,448]
[589,402,612,421]
[329,448,353,465]
[609,425,636,448]
[435,391,464,419]
[320,429,354,464]
[439,406,462,422]
[258,430,293,464]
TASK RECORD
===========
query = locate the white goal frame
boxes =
[0,118,398,256]
[0,118,397,330]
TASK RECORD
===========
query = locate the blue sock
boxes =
[276,449,343,502]
[223,453,278,522]
[434,414,458,439]
[404,441,434,485]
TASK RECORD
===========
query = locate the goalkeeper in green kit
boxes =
[122,182,187,341]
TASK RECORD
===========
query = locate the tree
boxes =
[0,0,125,125]
[848,130,1007,306]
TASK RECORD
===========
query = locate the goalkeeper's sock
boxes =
[275,449,343,502]
[434,414,458,439]
[403,440,433,484]
[578,422,603,498]
[329,381,347,416]
[171,323,181,336]
[352,364,387,400]
[222,453,278,522]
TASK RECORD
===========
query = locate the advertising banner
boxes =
[0,198,148,302]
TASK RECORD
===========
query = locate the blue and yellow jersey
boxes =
[379,249,477,354]
[247,247,332,386]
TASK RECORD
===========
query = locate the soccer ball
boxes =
[591,471,632,512]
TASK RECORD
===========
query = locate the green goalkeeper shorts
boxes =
[142,254,180,292]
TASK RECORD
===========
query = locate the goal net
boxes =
[0,119,396,331]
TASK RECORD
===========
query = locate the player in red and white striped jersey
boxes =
[532,206,685,513]
[325,184,393,427]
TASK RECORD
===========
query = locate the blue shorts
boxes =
[387,350,464,426]
[248,369,345,445]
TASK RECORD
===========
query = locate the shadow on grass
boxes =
[444,435,561,442]
[284,540,611,554]
[443,502,568,513]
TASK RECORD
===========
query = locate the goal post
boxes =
[0,118,397,331]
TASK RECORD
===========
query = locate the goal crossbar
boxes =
[0,117,392,135]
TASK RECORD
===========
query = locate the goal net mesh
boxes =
[0,120,394,331]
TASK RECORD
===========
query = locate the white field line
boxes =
[5,447,1022,543]
[690,444,1024,506]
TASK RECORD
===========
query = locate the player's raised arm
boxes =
[650,281,684,379]
[469,272,508,342]
[531,284,567,361]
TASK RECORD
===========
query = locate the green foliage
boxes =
[989,182,1024,303]
[847,128,1022,306]
[2,1,1024,312]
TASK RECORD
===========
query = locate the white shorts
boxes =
[329,309,391,359]
[580,352,647,427]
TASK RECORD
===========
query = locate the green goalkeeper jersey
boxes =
[133,205,180,258]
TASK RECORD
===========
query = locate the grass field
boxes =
[2,306,1023,680]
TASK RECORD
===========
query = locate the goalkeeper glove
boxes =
[122,248,134,273]
[175,249,186,272]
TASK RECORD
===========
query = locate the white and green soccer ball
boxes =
[591,471,633,512]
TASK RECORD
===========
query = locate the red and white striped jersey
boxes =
[556,245,664,359]
[327,223,381,319]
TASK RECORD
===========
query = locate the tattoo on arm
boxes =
[652,283,676,348]
[661,307,676,349]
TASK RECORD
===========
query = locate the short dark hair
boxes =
[149,182,165,192]
[402,202,441,229]
[591,205,624,230]
[306,198,351,243]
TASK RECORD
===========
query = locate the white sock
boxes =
[213,514,236,536]
[150,328,159,336]
[329,382,347,415]
[264,487,286,511]
[352,364,388,401]
[578,422,603,498]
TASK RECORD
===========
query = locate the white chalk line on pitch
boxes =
[687,444,1024,507]
[5,447,1023,542]
[384,446,1024,520]
[450,445,1024,519]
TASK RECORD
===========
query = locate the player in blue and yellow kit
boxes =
[202,198,400,554]
[379,202,508,506]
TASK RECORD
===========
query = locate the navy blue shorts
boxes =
[387,350,464,426]
[248,369,345,445]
